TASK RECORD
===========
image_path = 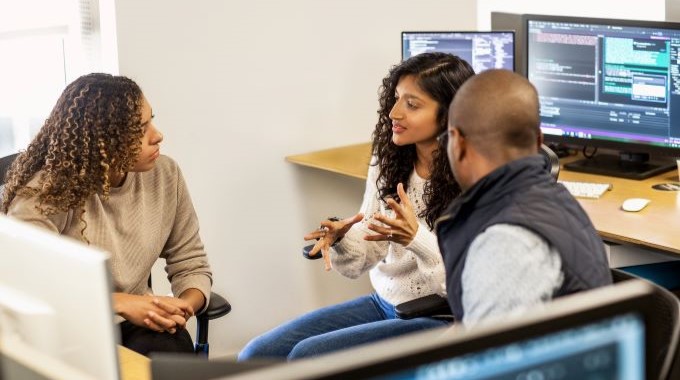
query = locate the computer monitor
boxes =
[0,214,120,380]
[491,12,526,76]
[1,339,97,380]
[220,280,656,380]
[401,31,515,73]
[526,14,680,179]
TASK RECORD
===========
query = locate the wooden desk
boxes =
[285,142,372,180]
[286,143,680,255]
[558,168,680,254]
[118,346,150,380]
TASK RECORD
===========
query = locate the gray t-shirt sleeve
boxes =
[461,224,564,325]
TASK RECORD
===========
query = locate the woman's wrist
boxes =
[112,292,129,316]
[179,288,205,314]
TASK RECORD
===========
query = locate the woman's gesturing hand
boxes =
[364,183,418,246]
[303,214,364,271]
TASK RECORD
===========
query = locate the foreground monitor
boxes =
[402,31,515,73]
[222,280,656,380]
[0,215,120,380]
[526,14,680,179]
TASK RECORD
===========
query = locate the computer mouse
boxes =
[621,198,650,212]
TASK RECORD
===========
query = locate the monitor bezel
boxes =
[400,30,516,72]
[524,13,680,158]
[0,215,120,380]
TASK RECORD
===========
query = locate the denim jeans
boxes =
[237,293,450,361]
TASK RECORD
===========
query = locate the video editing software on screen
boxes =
[528,20,680,149]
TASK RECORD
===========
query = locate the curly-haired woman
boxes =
[239,53,475,360]
[2,73,212,356]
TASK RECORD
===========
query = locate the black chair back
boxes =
[612,268,680,380]
[0,153,19,201]
[539,144,560,181]
[0,153,19,185]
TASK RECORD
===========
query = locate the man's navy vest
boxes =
[436,155,611,320]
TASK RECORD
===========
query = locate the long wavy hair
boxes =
[1,73,145,240]
[373,52,475,228]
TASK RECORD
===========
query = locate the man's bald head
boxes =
[448,70,541,161]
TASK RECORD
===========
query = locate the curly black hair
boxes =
[1,73,144,240]
[372,52,475,228]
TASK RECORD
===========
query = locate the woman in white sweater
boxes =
[2,73,212,356]
[239,53,475,360]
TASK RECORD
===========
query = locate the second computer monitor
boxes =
[401,31,515,73]
[526,14,680,179]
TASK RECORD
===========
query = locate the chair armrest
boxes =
[194,291,231,355]
[200,291,231,320]
[395,294,451,319]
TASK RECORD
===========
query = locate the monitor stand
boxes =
[564,152,675,180]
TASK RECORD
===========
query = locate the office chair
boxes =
[539,143,560,181]
[0,152,17,196]
[0,152,231,356]
[194,291,231,356]
[668,336,680,380]
[612,268,680,380]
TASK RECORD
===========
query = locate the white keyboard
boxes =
[558,180,612,199]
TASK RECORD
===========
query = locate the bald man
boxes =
[436,70,611,325]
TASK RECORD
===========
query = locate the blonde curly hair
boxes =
[1,73,145,240]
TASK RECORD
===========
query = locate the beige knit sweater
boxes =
[7,155,212,314]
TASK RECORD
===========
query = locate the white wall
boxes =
[669,0,680,22]
[114,0,476,356]
[477,0,666,29]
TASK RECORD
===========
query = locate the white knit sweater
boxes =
[330,163,446,306]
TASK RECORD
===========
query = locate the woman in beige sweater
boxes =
[1,73,212,356]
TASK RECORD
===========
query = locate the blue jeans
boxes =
[237,293,450,361]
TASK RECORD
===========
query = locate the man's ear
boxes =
[452,127,466,163]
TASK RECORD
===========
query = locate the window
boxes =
[0,0,105,157]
